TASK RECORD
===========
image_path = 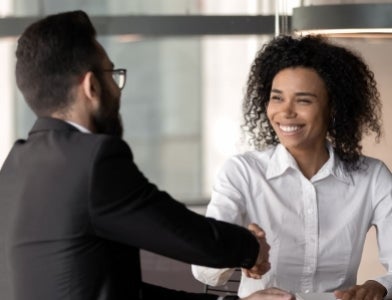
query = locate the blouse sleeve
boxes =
[192,156,251,286]
[371,162,392,298]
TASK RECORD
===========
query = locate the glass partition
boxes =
[0,1,274,204]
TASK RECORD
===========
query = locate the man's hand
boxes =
[334,280,387,300]
[241,287,295,300]
[243,223,270,279]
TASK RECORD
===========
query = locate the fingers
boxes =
[259,295,293,300]
[334,281,386,300]
[244,262,271,278]
[261,287,294,296]
[244,287,295,300]
[244,223,271,278]
[248,223,266,238]
[242,260,271,279]
[334,290,344,299]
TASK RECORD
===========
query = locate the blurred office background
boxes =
[1,0,392,298]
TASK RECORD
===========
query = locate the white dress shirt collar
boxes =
[65,120,91,134]
[266,143,352,185]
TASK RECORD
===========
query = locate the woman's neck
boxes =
[288,145,330,180]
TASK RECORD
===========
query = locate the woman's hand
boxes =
[242,287,295,300]
[243,223,271,279]
[334,280,387,300]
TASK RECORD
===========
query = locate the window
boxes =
[0,0,277,203]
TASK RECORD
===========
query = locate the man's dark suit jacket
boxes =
[0,117,259,300]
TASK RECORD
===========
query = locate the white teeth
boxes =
[279,125,301,132]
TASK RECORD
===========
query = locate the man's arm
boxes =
[89,137,265,271]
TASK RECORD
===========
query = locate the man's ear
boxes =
[82,71,101,109]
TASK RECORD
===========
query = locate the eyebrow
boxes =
[271,89,318,98]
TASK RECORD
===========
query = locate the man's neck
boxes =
[64,120,91,133]
[51,111,94,133]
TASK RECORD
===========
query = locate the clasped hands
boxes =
[243,223,271,280]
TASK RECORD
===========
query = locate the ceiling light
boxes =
[292,3,392,38]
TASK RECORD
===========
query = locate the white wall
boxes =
[336,38,392,283]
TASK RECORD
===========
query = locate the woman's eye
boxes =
[270,95,282,101]
[298,98,311,104]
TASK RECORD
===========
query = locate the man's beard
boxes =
[92,85,123,137]
[93,110,123,137]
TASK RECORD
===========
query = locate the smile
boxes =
[279,124,303,133]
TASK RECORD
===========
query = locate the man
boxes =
[0,10,293,300]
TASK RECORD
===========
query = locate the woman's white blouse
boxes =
[192,144,392,298]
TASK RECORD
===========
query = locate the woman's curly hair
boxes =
[242,35,382,170]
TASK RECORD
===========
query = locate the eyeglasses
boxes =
[103,68,127,90]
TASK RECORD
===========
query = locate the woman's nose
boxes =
[281,100,296,118]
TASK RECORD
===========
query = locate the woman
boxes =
[192,35,392,300]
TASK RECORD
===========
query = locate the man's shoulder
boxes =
[61,132,132,160]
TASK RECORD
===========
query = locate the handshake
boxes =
[243,223,271,280]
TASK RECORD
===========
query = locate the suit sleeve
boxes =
[88,136,259,269]
[192,155,250,286]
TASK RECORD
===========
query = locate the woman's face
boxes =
[267,67,330,154]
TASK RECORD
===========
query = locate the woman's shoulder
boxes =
[359,154,389,169]
[350,154,392,178]
[224,145,277,170]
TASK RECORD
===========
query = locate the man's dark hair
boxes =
[15,10,101,116]
[242,34,382,170]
